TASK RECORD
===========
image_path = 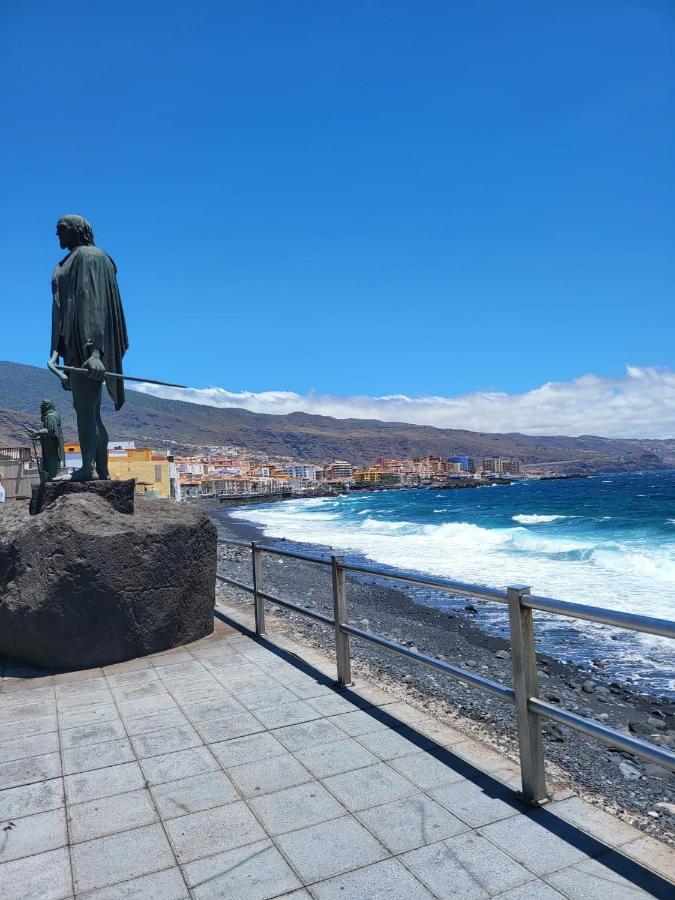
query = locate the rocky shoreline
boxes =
[211,507,675,845]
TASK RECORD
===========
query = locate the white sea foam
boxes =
[232,496,675,623]
[512,514,568,524]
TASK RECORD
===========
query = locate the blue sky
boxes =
[1,2,674,435]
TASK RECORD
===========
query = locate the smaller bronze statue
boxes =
[28,400,66,481]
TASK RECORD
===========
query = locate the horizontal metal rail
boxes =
[215,535,675,803]
[524,594,675,640]
[342,623,515,702]
[530,698,675,772]
[258,589,335,626]
[215,574,253,593]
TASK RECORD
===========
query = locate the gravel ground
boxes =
[211,505,675,846]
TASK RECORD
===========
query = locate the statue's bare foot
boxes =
[70,468,94,482]
[97,470,111,480]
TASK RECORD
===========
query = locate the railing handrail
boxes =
[216,536,675,802]
[217,538,674,639]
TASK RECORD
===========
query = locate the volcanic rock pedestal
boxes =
[0,491,216,670]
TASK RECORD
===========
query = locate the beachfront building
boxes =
[107,446,172,498]
[324,460,354,481]
[447,455,474,472]
[482,456,522,475]
[280,464,318,481]
[0,446,40,499]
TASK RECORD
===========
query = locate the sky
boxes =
[1,2,674,437]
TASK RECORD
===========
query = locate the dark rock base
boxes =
[0,495,216,669]
[30,479,135,515]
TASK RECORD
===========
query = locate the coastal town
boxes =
[1,438,534,502]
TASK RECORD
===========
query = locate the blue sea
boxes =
[231,471,675,695]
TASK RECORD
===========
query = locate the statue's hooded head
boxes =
[40,399,55,416]
[56,215,94,250]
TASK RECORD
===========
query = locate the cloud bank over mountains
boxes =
[134,366,675,439]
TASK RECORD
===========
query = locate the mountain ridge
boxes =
[1,361,672,471]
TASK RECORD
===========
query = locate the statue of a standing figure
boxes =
[29,400,65,481]
[48,216,129,481]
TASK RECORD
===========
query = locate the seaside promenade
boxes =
[1,598,673,899]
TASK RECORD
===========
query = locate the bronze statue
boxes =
[48,216,129,481]
[29,400,65,481]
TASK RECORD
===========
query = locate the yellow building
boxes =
[64,444,171,498]
[353,467,385,484]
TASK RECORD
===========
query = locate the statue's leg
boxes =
[69,374,100,481]
[94,390,110,479]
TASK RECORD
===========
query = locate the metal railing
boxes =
[216,538,675,804]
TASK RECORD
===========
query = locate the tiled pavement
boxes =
[0,605,673,899]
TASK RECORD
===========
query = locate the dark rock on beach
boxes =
[0,495,216,669]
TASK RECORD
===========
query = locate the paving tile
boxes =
[130,723,202,758]
[59,719,126,750]
[495,882,565,899]
[305,693,364,717]
[0,752,61,791]
[310,858,435,899]
[413,717,469,747]
[140,747,218,786]
[431,776,525,828]
[329,709,391,736]
[210,731,286,768]
[0,700,55,724]
[56,689,113,711]
[62,737,135,775]
[0,776,64,820]
[117,694,178,718]
[253,700,322,729]
[546,797,640,850]
[155,661,206,680]
[480,812,598,877]
[68,788,158,842]
[58,703,119,730]
[295,737,380,778]
[0,846,73,900]
[0,714,58,743]
[356,728,433,760]
[105,668,160,689]
[248,780,345,835]
[56,677,107,697]
[389,750,467,791]
[183,839,301,899]
[546,855,657,899]
[193,709,265,743]
[178,696,245,722]
[164,800,266,863]
[112,681,171,703]
[234,679,298,709]
[71,823,176,893]
[278,678,334,701]
[357,794,468,853]
[402,832,534,899]
[151,771,239,819]
[0,731,59,763]
[323,762,418,812]
[621,834,675,883]
[123,707,190,736]
[227,752,312,797]
[79,866,189,899]
[273,718,344,752]
[275,815,388,883]
[0,807,67,864]
[103,657,152,676]
[65,762,146,805]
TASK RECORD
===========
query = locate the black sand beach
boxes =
[209,501,675,845]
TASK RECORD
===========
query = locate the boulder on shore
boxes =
[0,493,216,670]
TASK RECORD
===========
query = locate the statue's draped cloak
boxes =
[51,246,129,410]
[43,410,65,465]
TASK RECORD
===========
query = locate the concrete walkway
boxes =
[0,606,673,899]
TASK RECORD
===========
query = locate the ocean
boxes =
[229,470,675,695]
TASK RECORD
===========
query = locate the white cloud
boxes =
[132,366,675,439]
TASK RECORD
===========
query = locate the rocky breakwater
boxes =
[0,487,216,669]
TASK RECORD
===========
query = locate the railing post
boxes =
[331,554,352,687]
[251,541,266,636]
[507,584,547,804]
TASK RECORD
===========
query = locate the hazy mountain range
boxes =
[1,361,672,472]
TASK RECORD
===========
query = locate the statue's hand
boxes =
[82,351,106,382]
[47,350,69,385]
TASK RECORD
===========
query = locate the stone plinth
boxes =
[0,493,216,669]
[30,478,136,515]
